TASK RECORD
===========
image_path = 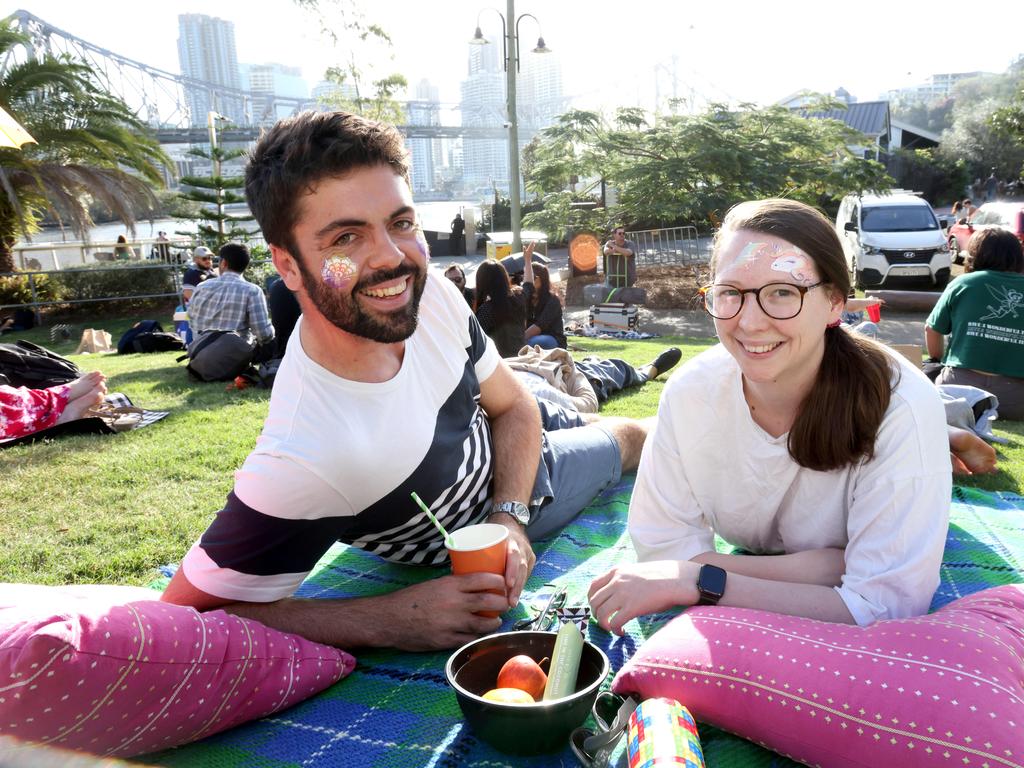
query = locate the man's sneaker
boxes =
[647,347,682,379]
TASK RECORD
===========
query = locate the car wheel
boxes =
[934,273,949,290]
[949,237,963,265]
[852,259,866,290]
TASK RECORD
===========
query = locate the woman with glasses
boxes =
[589,198,952,632]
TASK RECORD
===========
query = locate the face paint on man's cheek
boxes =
[415,230,430,263]
[321,254,358,289]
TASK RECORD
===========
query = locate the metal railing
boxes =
[1,259,275,322]
[12,233,268,271]
[627,226,706,266]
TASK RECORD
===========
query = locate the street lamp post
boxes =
[470,1,550,254]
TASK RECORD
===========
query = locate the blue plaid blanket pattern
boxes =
[140,482,1024,768]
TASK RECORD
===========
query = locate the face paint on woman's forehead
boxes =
[730,240,812,279]
[321,254,358,289]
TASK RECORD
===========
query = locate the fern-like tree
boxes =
[0,18,169,273]
[173,143,255,250]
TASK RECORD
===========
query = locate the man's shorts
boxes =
[525,422,622,541]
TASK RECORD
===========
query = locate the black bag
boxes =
[117,320,164,354]
[182,330,256,382]
[130,331,186,353]
[0,340,82,388]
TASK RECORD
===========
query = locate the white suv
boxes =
[836,192,952,290]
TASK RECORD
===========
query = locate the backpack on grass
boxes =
[0,340,82,388]
[117,320,185,354]
[181,330,255,382]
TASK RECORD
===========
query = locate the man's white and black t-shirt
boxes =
[181,275,501,602]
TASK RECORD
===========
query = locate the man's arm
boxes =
[162,561,506,651]
[925,325,945,360]
[478,359,543,605]
[250,289,276,344]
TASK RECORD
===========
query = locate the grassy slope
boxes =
[2,326,1021,585]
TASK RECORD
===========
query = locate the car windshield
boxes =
[861,205,939,232]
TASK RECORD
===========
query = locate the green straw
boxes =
[411,492,453,547]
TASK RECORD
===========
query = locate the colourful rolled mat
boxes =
[626,697,704,768]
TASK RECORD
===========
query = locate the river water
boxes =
[28,200,482,247]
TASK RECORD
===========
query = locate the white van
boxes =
[835,192,951,290]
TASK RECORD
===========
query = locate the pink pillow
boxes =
[613,584,1024,768]
[0,584,354,758]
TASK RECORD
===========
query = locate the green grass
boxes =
[2,323,1022,586]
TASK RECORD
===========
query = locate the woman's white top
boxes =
[629,344,952,625]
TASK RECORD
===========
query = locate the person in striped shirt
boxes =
[162,111,649,651]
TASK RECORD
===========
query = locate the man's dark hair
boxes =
[245,111,411,257]
[218,242,251,273]
[444,264,466,280]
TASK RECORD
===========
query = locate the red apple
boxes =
[496,654,547,700]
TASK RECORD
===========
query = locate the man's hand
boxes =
[488,514,536,608]
[375,573,506,651]
[588,560,697,635]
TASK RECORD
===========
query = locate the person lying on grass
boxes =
[590,198,961,632]
[0,371,106,440]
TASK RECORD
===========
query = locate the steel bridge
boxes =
[5,9,555,143]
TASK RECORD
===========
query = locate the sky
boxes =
[10,0,1024,116]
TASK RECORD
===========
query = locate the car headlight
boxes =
[938,242,950,253]
[862,245,883,255]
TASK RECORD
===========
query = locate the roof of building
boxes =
[796,100,890,137]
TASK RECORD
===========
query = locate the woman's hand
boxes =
[588,560,698,635]
[523,241,536,285]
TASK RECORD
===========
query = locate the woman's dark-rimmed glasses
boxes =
[701,281,824,320]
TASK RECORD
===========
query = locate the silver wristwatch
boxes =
[493,501,531,526]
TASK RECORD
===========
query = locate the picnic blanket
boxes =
[139,482,1024,768]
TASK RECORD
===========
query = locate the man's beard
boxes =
[296,256,427,343]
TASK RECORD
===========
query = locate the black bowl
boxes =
[445,630,610,755]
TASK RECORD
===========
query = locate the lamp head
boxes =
[533,36,551,54]
[469,26,489,45]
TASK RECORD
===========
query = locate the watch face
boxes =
[497,502,530,525]
[698,565,727,600]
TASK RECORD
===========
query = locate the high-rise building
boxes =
[240,63,309,126]
[460,33,508,195]
[408,79,442,194]
[459,34,564,196]
[177,14,245,125]
[886,72,985,104]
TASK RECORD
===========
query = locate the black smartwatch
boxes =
[696,564,727,606]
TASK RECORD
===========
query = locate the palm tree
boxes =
[0,19,170,273]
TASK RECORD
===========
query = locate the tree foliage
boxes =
[296,0,408,123]
[172,145,256,250]
[938,59,1024,184]
[0,18,169,273]
[523,99,894,238]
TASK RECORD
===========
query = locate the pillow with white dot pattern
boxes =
[612,584,1024,768]
[0,583,354,758]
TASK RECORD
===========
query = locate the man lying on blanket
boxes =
[162,111,650,651]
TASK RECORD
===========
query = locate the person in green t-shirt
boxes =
[926,228,1024,420]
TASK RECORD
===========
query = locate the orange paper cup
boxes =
[866,303,881,322]
[447,523,509,618]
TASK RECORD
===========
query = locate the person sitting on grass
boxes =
[589,198,953,633]
[524,264,567,350]
[1,371,107,441]
[161,110,650,652]
[925,228,1024,421]
[474,251,535,357]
